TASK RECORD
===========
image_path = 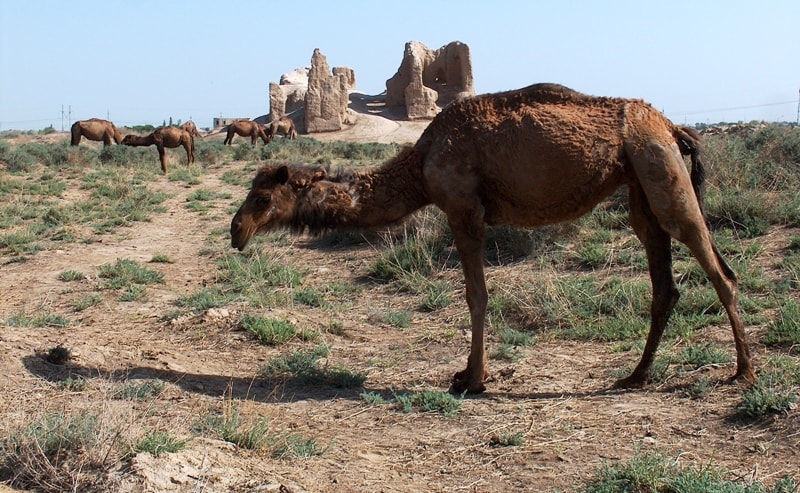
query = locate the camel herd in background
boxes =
[69,116,297,173]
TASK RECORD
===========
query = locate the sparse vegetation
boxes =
[581,448,798,493]
[259,344,367,388]
[241,314,298,345]
[133,430,186,457]
[737,355,800,419]
[1,125,799,491]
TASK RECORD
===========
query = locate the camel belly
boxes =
[481,161,626,227]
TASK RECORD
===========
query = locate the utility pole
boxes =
[61,105,72,131]
[796,88,799,125]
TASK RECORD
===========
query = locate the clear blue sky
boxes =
[2,0,798,131]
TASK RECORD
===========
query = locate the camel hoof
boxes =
[728,368,756,387]
[613,374,647,389]
[451,369,487,395]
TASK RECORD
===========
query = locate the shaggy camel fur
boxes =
[223,120,270,145]
[266,116,298,141]
[180,120,203,139]
[121,126,194,174]
[230,83,754,394]
[70,118,123,146]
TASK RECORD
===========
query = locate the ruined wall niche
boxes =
[385,40,475,120]
[268,67,309,122]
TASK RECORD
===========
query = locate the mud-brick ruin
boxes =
[267,41,475,134]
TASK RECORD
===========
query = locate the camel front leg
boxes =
[157,145,167,174]
[448,210,489,394]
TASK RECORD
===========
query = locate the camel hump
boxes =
[513,83,586,103]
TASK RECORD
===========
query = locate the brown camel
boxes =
[70,118,123,146]
[230,83,755,394]
[266,116,297,141]
[121,126,194,174]
[180,120,203,139]
[223,120,270,145]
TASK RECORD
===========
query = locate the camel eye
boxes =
[256,194,271,207]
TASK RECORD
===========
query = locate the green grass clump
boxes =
[259,344,367,389]
[215,250,302,307]
[241,314,298,345]
[97,258,164,289]
[381,310,412,328]
[292,287,329,308]
[149,253,173,263]
[763,299,800,347]
[176,286,231,311]
[392,389,463,416]
[112,380,165,401]
[581,448,798,492]
[194,405,271,451]
[368,228,449,281]
[58,269,85,282]
[133,430,186,457]
[675,342,732,370]
[737,355,799,419]
[269,433,324,459]
[0,411,103,492]
[5,310,70,328]
[419,280,452,311]
[489,431,525,447]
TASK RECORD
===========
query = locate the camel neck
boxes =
[294,147,430,233]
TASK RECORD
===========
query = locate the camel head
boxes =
[230,164,328,250]
[120,135,136,145]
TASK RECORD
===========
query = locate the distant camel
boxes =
[266,117,297,141]
[223,120,269,145]
[70,118,123,146]
[121,126,194,174]
[230,83,754,394]
[180,120,203,139]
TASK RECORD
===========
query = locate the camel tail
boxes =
[70,122,81,146]
[674,126,706,211]
[673,125,737,281]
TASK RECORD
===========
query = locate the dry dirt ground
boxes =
[1,114,798,492]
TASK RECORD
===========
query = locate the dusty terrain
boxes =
[1,109,798,492]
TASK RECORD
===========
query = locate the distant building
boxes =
[213,117,250,128]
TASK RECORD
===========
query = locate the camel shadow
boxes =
[21,354,370,403]
[22,352,649,406]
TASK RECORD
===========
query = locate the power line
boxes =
[666,100,797,117]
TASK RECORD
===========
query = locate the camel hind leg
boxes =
[615,182,679,387]
[625,137,755,384]
[183,140,194,165]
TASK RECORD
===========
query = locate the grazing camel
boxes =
[230,83,755,394]
[180,120,203,139]
[266,116,298,141]
[223,120,270,145]
[121,126,194,174]
[70,118,123,146]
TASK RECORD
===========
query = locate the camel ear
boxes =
[275,165,290,185]
[311,166,328,182]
